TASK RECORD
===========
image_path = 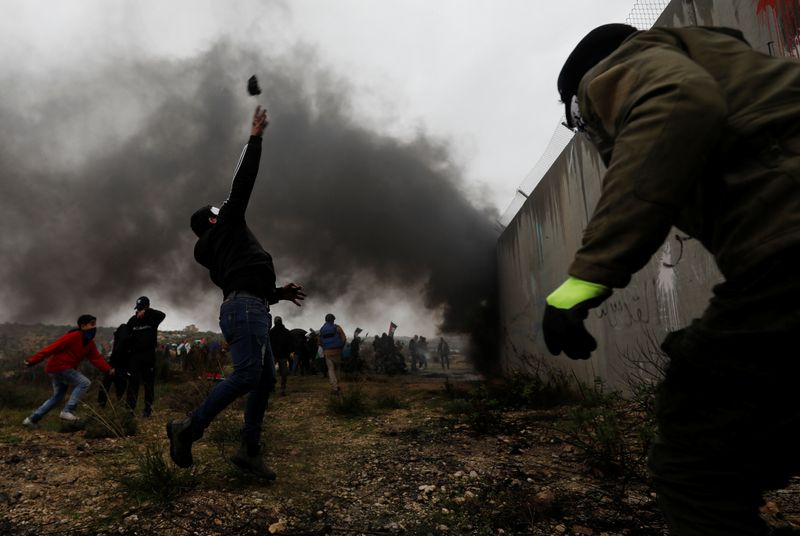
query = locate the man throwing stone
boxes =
[168,105,306,480]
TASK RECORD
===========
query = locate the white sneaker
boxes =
[22,416,38,428]
[59,410,78,421]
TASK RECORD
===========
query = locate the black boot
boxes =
[231,442,276,481]
[166,417,195,468]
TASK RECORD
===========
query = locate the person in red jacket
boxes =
[22,314,114,426]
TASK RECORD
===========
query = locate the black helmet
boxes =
[557,24,637,128]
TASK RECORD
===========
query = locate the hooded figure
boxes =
[167,105,306,480]
[544,24,800,535]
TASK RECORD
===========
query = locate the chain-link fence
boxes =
[626,0,672,29]
[498,0,670,227]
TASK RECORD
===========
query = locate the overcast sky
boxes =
[0,0,643,335]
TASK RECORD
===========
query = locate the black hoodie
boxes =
[194,136,279,302]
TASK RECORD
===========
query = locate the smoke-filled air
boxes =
[0,42,499,357]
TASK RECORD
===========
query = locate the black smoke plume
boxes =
[0,43,499,371]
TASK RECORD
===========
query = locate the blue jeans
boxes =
[191,297,275,447]
[31,369,92,421]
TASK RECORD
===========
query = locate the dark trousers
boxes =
[276,354,290,392]
[191,297,275,452]
[126,353,156,415]
[98,366,128,407]
[648,249,800,536]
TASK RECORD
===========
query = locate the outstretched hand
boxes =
[282,283,306,307]
[251,105,268,137]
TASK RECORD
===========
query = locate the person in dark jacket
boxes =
[437,337,450,370]
[168,105,305,480]
[98,323,132,408]
[544,24,800,535]
[23,315,114,426]
[269,316,292,396]
[125,296,166,417]
[306,330,321,376]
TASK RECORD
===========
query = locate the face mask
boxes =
[569,95,587,133]
[83,328,97,342]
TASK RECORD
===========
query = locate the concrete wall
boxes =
[658,0,800,58]
[497,0,799,389]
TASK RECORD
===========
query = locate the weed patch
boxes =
[620,330,666,460]
[442,385,503,435]
[83,402,137,439]
[206,411,241,459]
[428,481,539,534]
[118,444,196,504]
[328,386,371,417]
[491,369,578,409]
[0,431,22,445]
[373,392,406,410]
[442,378,472,400]
[159,380,215,414]
[555,378,652,482]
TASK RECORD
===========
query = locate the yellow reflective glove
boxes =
[542,277,611,360]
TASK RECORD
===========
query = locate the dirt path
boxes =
[1,363,799,535]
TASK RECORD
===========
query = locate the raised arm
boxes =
[148,308,167,327]
[217,106,269,221]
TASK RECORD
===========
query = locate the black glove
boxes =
[542,277,611,360]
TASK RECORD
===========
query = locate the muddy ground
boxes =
[2,359,800,535]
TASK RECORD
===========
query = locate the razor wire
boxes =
[498,0,670,227]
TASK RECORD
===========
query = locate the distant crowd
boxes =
[20,299,458,428]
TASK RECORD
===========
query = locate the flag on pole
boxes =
[388,322,398,336]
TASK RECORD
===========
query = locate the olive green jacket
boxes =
[571,26,800,287]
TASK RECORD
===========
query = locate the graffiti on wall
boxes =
[755,0,800,57]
